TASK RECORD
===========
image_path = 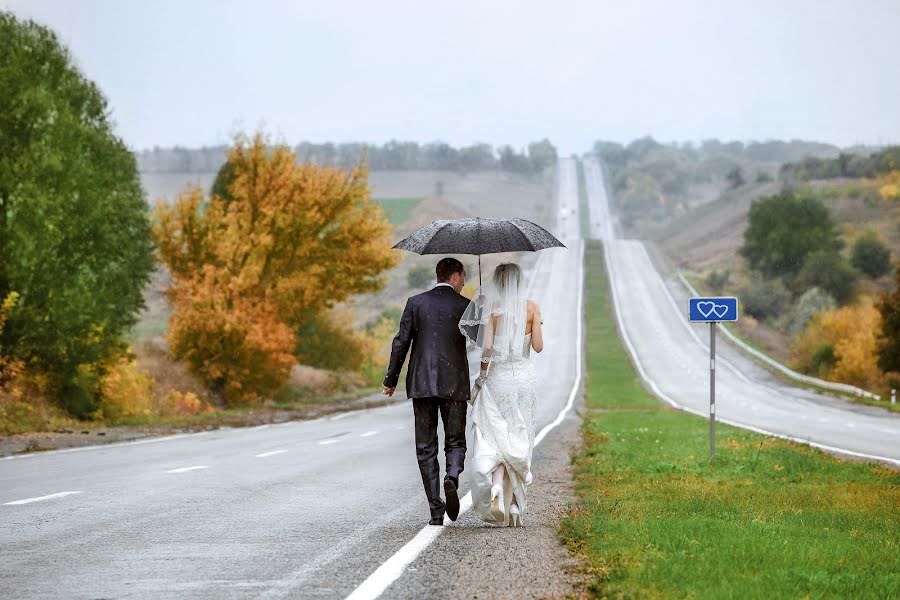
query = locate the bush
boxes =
[704,270,731,292]
[787,287,837,338]
[97,357,153,421]
[739,275,792,321]
[407,265,434,288]
[851,232,892,279]
[795,251,858,304]
[294,309,368,373]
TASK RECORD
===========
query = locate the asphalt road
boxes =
[0,159,585,599]
[582,156,900,464]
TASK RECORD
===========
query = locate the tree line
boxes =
[136,139,558,176]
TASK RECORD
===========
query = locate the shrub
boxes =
[97,357,153,421]
[795,251,858,304]
[787,287,837,338]
[704,270,731,292]
[407,264,434,288]
[851,232,892,279]
[739,275,791,321]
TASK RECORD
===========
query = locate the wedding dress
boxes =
[459,263,538,527]
[469,333,536,526]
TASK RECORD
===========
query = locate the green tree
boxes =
[851,231,892,279]
[877,268,900,373]
[0,13,155,417]
[527,139,558,173]
[726,167,745,189]
[740,190,843,280]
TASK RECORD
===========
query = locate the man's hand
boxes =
[383,386,396,397]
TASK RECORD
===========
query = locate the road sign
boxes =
[687,296,739,462]
[689,296,738,322]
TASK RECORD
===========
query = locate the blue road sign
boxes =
[689,296,738,322]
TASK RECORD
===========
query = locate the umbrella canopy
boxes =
[392,217,565,285]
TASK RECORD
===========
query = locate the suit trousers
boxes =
[412,397,468,518]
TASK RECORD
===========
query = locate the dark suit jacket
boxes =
[384,285,471,402]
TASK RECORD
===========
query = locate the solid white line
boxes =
[603,242,900,468]
[165,465,209,473]
[0,430,212,461]
[256,450,288,458]
[360,431,378,438]
[4,491,84,506]
[343,240,586,600]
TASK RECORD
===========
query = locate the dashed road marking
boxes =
[4,491,84,506]
[165,465,209,474]
[256,450,288,458]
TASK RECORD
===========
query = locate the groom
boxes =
[383,257,471,526]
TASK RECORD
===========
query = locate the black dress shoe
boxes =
[444,476,460,521]
[429,516,444,526]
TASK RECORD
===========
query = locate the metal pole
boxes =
[710,321,716,462]
[478,255,482,288]
[892,389,896,405]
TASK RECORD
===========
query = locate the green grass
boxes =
[374,197,423,226]
[576,159,590,239]
[561,241,900,599]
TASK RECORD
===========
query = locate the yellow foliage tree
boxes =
[792,297,883,390]
[153,133,398,404]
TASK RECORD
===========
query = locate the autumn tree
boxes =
[876,268,900,373]
[792,298,883,390]
[154,134,398,404]
[0,13,155,417]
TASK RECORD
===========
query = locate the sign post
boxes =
[688,296,739,462]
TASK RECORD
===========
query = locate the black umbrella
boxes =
[392,217,565,286]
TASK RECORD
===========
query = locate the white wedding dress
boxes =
[470,333,537,526]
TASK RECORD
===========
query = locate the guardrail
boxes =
[676,271,882,401]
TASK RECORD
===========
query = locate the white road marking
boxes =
[4,491,84,505]
[344,240,586,600]
[165,465,209,473]
[330,412,353,421]
[318,439,341,446]
[360,431,378,438]
[256,450,288,458]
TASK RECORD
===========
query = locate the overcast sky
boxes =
[4,0,899,153]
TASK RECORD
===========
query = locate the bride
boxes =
[459,263,543,527]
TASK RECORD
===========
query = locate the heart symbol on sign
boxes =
[697,301,716,318]
[697,301,728,319]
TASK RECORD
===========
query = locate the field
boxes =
[560,242,900,599]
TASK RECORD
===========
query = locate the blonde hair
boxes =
[492,263,522,290]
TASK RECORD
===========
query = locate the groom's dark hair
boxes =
[436,257,465,283]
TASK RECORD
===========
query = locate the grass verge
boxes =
[560,241,900,599]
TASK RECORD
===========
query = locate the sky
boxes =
[4,0,900,154]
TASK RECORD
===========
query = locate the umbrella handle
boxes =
[478,255,482,288]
